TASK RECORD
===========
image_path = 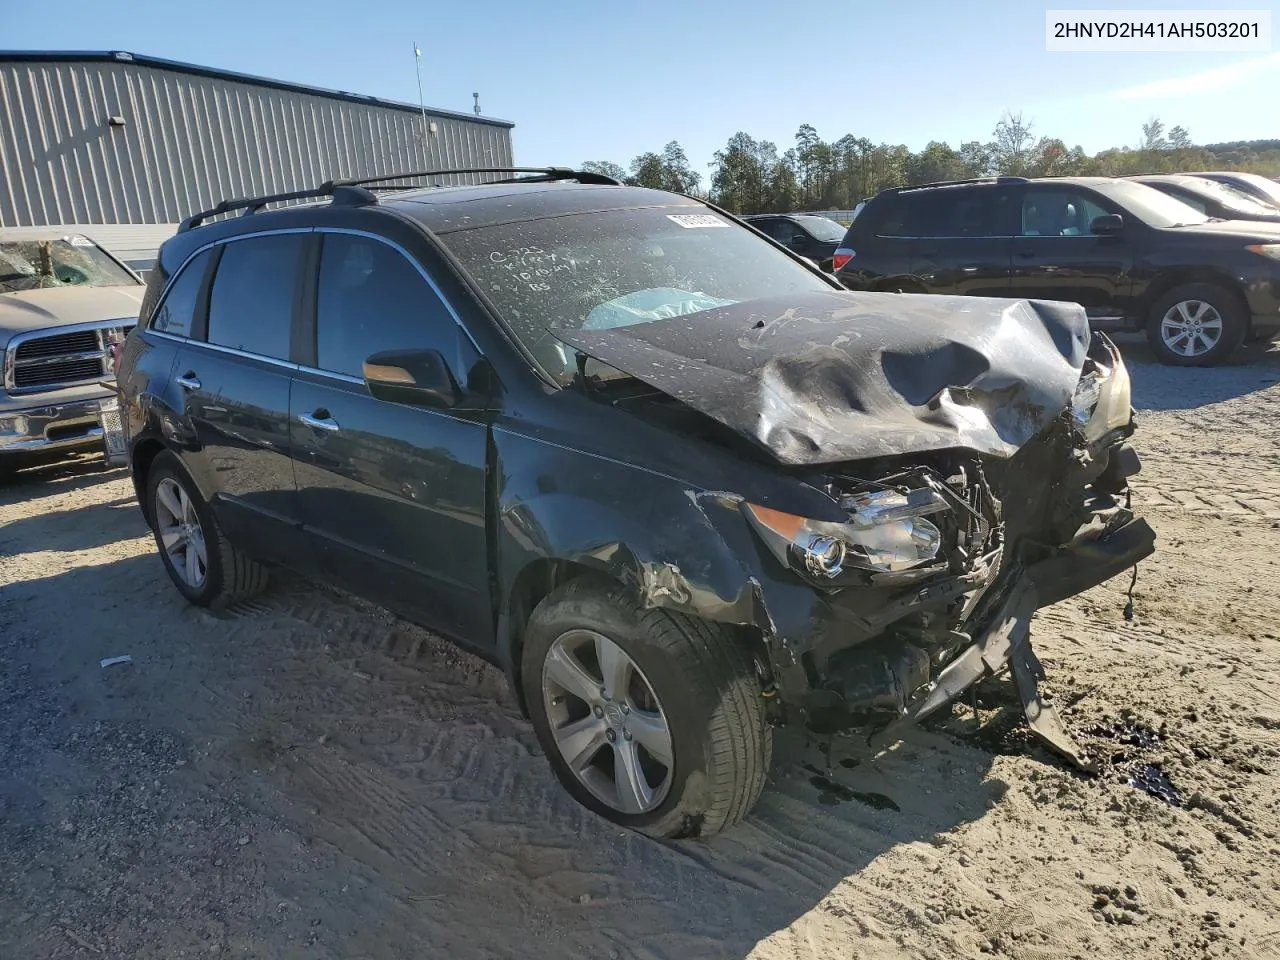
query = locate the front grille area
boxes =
[5,322,135,393]
[14,330,101,360]
[13,357,106,389]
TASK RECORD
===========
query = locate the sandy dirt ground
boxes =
[2,337,1279,960]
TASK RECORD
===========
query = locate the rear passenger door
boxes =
[290,230,493,647]
[170,231,308,559]
[906,186,1015,297]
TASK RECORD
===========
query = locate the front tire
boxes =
[145,451,267,608]
[521,577,771,839]
[1145,283,1246,367]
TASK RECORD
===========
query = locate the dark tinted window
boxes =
[877,188,1008,238]
[750,218,787,242]
[315,233,456,379]
[1020,189,1110,237]
[780,219,809,243]
[150,248,213,337]
[206,234,305,359]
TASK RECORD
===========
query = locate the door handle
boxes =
[175,372,201,391]
[299,410,340,432]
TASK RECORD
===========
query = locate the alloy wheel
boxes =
[541,629,674,815]
[154,477,208,588]
[1160,300,1223,358]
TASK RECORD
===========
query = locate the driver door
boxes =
[290,230,494,647]
[1005,185,1134,315]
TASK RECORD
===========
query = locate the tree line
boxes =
[582,113,1280,215]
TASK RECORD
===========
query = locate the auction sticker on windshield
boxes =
[667,214,728,228]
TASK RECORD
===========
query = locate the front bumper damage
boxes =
[755,333,1155,769]
[865,508,1156,770]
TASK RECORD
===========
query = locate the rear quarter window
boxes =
[147,248,214,338]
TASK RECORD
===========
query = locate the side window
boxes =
[149,248,213,337]
[1176,192,1208,215]
[755,219,787,242]
[950,188,1012,237]
[904,193,962,238]
[783,219,809,244]
[314,233,456,379]
[206,234,306,360]
[876,197,916,236]
[1021,190,1110,237]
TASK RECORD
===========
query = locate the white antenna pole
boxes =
[413,42,428,140]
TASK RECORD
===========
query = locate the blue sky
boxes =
[5,0,1275,183]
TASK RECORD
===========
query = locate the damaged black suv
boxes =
[116,168,1155,838]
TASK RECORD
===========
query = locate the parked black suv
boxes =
[834,176,1280,366]
[741,213,846,270]
[117,168,1153,837]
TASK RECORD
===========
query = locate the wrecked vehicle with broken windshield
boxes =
[119,175,1154,840]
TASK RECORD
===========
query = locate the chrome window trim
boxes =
[295,364,364,386]
[874,233,1017,240]
[146,225,481,380]
[171,335,301,373]
[149,327,299,372]
[3,316,137,393]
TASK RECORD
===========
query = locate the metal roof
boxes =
[0,49,514,129]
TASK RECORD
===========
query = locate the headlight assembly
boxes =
[1070,370,1104,427]
[1246,243,1280,261]
[743,487,949,578]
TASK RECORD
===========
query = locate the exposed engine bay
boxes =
[557,291,1156,768]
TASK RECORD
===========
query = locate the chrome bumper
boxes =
[0,396,110,455]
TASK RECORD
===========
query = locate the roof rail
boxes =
[899,176,1029,192]
[178,167,622,232]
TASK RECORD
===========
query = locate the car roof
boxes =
[378,182,704,234]
[1130,174,1197,185]
[890,176,1128,198]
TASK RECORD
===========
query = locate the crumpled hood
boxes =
[555,289,1092,465]
[0,285,144,348]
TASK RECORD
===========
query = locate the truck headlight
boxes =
[744,488,948,577]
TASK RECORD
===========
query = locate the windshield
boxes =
[793,215,848,241]
[439,205,836,384]
[1221,173,1280,208]
[1091,180,1210,228]
[1189,178,1280,216]
[0,236,137,294]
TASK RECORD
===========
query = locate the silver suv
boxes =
[0,231,142,477]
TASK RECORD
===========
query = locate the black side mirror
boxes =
[1090,213,1124,236]
[363,348,462,409]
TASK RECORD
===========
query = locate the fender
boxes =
[489,424,834,689]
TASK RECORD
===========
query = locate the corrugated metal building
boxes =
[0,50,516,259]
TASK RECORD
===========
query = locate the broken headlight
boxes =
[1071,370,1104,427]
[743,488,949,578]
[1071,338,1133,442]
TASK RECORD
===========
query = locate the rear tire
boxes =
[521,577,771,839]
[145,451,267,608]
[1145,283,1246,367]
